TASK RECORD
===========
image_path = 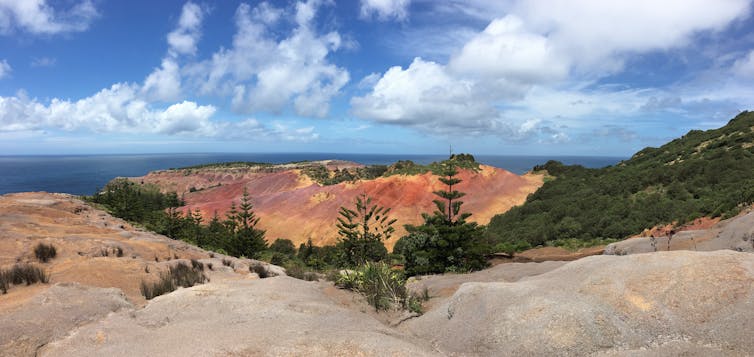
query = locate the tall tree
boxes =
[395,158,489,275]
[336,193,396,266]
[228,187,267,258]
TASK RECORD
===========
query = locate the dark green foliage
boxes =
[34,243,57,263]
[284,263,319,281]
[140,262,207,300]
[395,160,489,276]
[384,154,480,177]
[269,239,296,256]
[87,178,182,222]
[302,165,388,185]
[335,194,395,267]
[1,264,49,293]
[486,111,754,248]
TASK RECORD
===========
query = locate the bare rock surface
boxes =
[605,208,754,255]
[404,250,754,356]
[40,277,436,357]
[0,283,131,356]
[408,260,567,310]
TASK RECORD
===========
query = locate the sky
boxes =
[1,0,754,156]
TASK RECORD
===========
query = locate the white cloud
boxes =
[353,0,752,140]
[351,57,497,134]
[166,2,204,57]
[732,49,754,78]
[142,58,182,102]
[189,1,349,117]
[449,16,568,83]
[360,0,410,21]
[0,0,98,35]
[30,57,56,67]
[0,59,10,79]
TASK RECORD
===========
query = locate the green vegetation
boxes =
[1,264,49,294]
[394,160,489,275]
[335,262,423,313]
[88,178,182,222]
[383,153,480,177]
[172,161,273,170]
[33,243,57,263]
[335,194,396,266]
[486,111,754,248]
[140,262,207,300]
[302,164,388,185]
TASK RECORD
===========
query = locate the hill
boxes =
[486,111,754,248]
[132,157,543,249]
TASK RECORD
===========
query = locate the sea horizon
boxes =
[0,152,627,196]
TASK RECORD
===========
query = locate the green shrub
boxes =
[335,262,420,312]
[34,243,57,263]
[285,264,319,281]
[140,262,207,300]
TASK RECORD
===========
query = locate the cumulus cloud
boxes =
[0,0,98,35]
[0,59,10,79]
[351,57,496,134]
[142,58,182,102]
[166,2,204,57]
[353,0,751,139]
[360,0,410,21]
[188,1,349,117]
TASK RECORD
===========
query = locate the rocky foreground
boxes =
[1,193,754,356]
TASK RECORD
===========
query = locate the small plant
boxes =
[140,262,207,300]
[1,264,49,294]
[285,265,318,281]
[209,252,215,258]
[222,258,233,267]
[190,259,204,271]
[250,263,276,278]
[335,262,417,312]
[115,246,124,257]
[206,262,213,271]
[34,243,57,263]
[145,265,150,273]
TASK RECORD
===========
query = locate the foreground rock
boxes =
[404,250,754,356]
[605,208,754,255]
[40,277,436,356]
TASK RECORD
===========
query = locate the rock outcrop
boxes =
[404,250,754,356]
[605,208,754,255]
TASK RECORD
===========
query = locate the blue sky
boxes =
[1,0,754,156]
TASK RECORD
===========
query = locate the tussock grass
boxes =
[250,263,276,278]
[140,262,207,300]
[1,264,49,294]
[34,243,57,263]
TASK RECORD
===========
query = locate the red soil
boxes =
[136,164,544,249]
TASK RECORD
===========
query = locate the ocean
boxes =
[0,153,626,196]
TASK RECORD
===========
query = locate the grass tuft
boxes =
[140,262,207,300]
[34,243,57,263]
[1,264,49,294]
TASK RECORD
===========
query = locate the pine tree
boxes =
[226,187,267,258]
[396,156,489,275]
[336,193,396,266]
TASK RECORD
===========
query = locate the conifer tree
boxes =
[395,156,488,275]
[336,193,396,266]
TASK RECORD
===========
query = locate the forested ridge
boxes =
[486,111,754,247]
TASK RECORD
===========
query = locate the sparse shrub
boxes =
[335,262,417,312]
[250,263,276,278]
[270,253,287,266]
[34,243,57,263]
[140,262,207,300]
[1,264,49,294]
[116,246,124,257]
[285,264,318,281]
[190,259,204,271]
[207,263,213,271]
[222,258,233,267]
[209,252,215,258]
